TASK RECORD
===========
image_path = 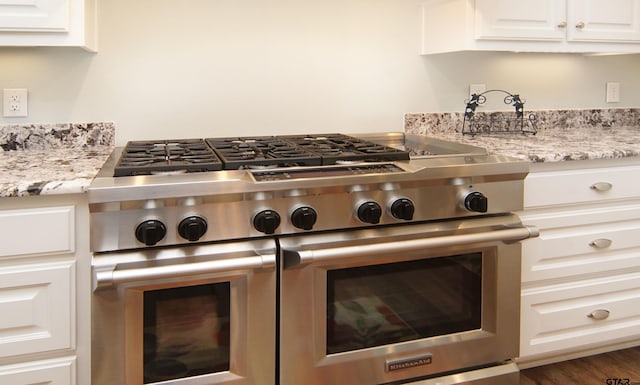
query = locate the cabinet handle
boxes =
[589,238,612,249]
[576,21,585,29]
[590,182,612,192]
[557,21,567,28]
[587,309,610,320]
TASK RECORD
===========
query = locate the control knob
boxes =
[357,201,382,224]
[135,219,167,246]
[178,216,208,241]
[291,206,317,230]
[253,210,281,234]
[464,192,488,213]
[390,198,415,220]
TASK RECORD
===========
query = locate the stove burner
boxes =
[113,134,410,176]
[205,137,322,170]
[281,134,410,165]
[114,139,223,176]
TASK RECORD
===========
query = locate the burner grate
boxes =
[280,134,410,165]
[114,134,411,176]
[114,139,223,176]
[205,137,322,169]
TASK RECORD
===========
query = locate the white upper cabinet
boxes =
[0,0,96,51]
[474,0,567,41]
[567,0,640,42]
[422,0,640,54]
[0,0,68,31]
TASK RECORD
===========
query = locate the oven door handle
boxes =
[94,253,276,290]
[283,225,539,268]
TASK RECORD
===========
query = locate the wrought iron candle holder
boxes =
[462,89,537,136]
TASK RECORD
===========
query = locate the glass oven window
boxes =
[326,253,482,354]
[143,282,231,383]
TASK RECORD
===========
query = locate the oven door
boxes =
[279,214,537,385]
[92,239,276,385]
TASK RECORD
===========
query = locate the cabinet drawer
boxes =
[525,166,640,208]
[0,262,74,358]
[0,357,75,385]
[521,203,640,283]
[0,206,74,258]
[520,272,640,358]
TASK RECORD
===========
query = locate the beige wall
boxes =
[1,0,639,145]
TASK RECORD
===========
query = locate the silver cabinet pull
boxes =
[587,309,610,320]
[557,21,567,28]
[589,238,612,249]
[590,182,612,192]
[576,21,585,29]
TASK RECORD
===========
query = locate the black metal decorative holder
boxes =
[462,89,537,136]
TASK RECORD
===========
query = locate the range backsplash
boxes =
[405,108,640,135]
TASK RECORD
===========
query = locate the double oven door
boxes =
[91,239,276,385]
[279,214,537,385]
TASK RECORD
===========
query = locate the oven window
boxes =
[143,283,231,383]
[326,253,482,354]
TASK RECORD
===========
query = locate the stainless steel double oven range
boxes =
[88,133,538,385]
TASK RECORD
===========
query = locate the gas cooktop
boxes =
[89,132,532,252]
[113,134,411,176]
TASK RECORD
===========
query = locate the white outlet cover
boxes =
[606,82,620,103]
[3,88,28,117]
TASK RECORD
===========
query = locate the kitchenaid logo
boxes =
[386,354,433,372]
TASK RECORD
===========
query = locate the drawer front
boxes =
[520,204,640,286]
[0,206,74,258]
[525,165,640,208]
[0,357,75,385]
[521,204,640,283]
[520,272,640,358]
[0,262,74,358]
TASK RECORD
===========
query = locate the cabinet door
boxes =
[475,0,566,41]
[0,357,75,385]
[568,0,640,42]
[0,205,74,259]
[0,0,96,51]
[521,203,640,283]
[521,271,640,358]
[525,165,640,208]
[0,262,74,358]
[0,0,69,32]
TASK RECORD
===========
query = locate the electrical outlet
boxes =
[3,88,28,117]
[469,84,486,98]
[606,82,620,103]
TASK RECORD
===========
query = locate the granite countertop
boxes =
[0,123,114,197]
[421,126,640,163]
[405,109,640,163]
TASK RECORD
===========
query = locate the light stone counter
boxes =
[0,123,114,197]
[405,108,640,163]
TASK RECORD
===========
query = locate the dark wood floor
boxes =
[520,346,640,385]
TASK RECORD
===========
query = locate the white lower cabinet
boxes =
[519,161,640,364]
[0,195,90,385]
[0,261,74,358]
[521,271,640,357]
[0,357,75,385]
